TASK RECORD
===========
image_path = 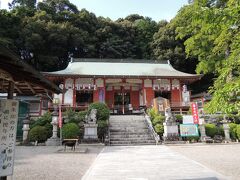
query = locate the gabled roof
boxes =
[44,58,201,80]
[0,45,62,95]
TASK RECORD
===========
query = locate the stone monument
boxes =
[46,101,60,146]
[83,109,98,140]
[22,115,30,144]
[163,107,179,140]
[222,115,231,143]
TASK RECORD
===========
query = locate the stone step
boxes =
[110,134,153,138]
[110,130,150,135]
[110,124,147,128]
[109,120,146,123]
[110,115,144,119]
[110,140,156,145]
[110,137,154,141]
[110,129,150,133]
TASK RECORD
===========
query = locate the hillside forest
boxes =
[0,0,239,114]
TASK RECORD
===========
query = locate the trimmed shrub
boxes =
[30,112,52,139]
[175,114,183,124]
[229,123,238,140]
[88,102,110,121]
[64,108,79,124]
[152,115,165,126]
[147,108,158,121]
[205,124,217,138]
[186,136,199,142]
[154,124,164,137]
[30,112,52,128]
[97,120,108,141]
[29,125,48,143]
[62,123,80,139]
[78,110,88,122]
[236,125,240,140]
[216,126,224,137]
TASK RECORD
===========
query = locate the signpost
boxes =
[180,124,199,137]
[59,104,63,144]
[191,102,199,124]
[0,100,19,178]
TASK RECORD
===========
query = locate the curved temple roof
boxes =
[44,58,201,79]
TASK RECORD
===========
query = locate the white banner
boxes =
[0,100,19,177]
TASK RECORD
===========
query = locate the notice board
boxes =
[0,100,19,177]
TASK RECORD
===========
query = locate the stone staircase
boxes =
[109,115,156,145]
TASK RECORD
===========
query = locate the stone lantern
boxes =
[46,98,60,146]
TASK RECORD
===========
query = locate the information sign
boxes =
[0,100,19,177]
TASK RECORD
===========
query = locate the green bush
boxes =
[29,125,48,142]
[30,112,52,138]
[88,102,110,121]
[205,124,217,138]
[154,124,164,137]
[147,108,158,121]
[64,108,79,124]
[78,110,88,122]
[236,125,240,140]
[97,120,108,141]
[62,123,80,139]
[186,136,199,142]
[152,115,165,126]
[175,114,183,124]
[229,123,238,140]
[30,112,52,128]
[216,126,224,137]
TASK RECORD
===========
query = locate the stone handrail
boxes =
[144,114,160,145]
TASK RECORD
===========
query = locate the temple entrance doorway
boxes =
[114,91,131,114]
[76,90,93,107]
[155,91,171,101]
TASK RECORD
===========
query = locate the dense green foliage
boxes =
[147,108,165,138]
[229,123,238,140]
[1,0,239,113]
[205,123,224,138]
[30,112,52,138]
[88,102,110,121]
[29,125,48,142]
[87,102,110,141]
[173,0,240,114]
[62,123,80,139]
[205,124,217,138]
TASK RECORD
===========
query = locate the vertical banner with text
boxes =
[191,102,199,124]
[0,100,19,177]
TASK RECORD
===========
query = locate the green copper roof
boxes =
[44,58,201,79]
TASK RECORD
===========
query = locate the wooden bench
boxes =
[62,139,78,151]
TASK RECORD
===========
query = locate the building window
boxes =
[29,102,40,113]
[42,100,48,110]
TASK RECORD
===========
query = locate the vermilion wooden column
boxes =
[62,78,65,105]
[73,78,76,108]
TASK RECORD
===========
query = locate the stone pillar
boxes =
[223,123,231,142]
[46,105,60,146]
[199,124,207,142]
[22,115,30,144]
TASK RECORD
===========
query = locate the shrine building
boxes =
[43,59,201,114]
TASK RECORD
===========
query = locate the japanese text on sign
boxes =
[191,102,199,124]
[0,100,19,177]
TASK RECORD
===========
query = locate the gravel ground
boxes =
[10,145,104,180]
[168,143,240,180]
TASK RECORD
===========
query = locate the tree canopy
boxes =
[1,0,239,114]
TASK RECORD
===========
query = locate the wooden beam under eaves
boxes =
[14,84,23,94]
[26,82,36,94]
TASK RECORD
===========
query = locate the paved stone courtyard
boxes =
[10,144,240,180]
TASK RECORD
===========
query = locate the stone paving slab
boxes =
[82,145,228,180]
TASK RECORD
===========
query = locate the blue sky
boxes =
[1,0,188,21]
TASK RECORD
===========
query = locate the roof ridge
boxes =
[72,58,169,64]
